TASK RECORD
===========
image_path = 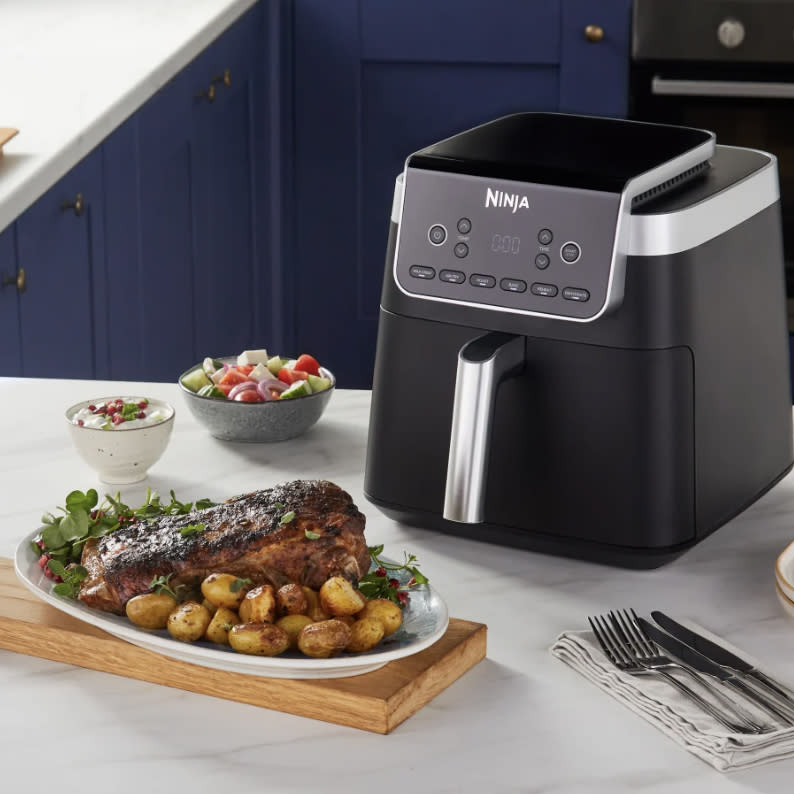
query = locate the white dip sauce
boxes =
[71,397,169,430]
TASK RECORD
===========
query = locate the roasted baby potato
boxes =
[228,622,290,656]
[276,614,314,649]
[301,586,330,622]
[166,601,212,642]
[346,617,385,653]
[200,572,249,610]
[297,619,352,658]
[125,592,178,630]
[238,584,276,623]
[204,606,239,645]
[357,598,403,636]
[201,598,218,616]
[276,583,308,617]
[319,576,367,616]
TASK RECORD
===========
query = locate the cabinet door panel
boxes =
[294,0,561,387]
[16,154,102,379]
[0,226,21,376]
[559,0,632,116]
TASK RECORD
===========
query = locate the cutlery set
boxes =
[589,609,794,734]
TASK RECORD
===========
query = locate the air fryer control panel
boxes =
[394,169,622,320]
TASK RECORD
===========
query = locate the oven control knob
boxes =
[717,18,745,49]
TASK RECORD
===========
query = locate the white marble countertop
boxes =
[0,0,256,235]
[4,377,794,792]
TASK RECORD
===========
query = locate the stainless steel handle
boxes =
[652,76,794,99]
[725,678,794,726]
[443,332,524,524]
[746,669,794,705]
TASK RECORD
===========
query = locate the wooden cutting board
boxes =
[0,559,486,733]
[0,128,18,155]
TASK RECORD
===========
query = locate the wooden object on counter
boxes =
[0,558,486,733]
[0,128,18,155]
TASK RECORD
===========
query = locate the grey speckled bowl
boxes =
[178,359,335,442]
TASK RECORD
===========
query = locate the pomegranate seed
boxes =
[37,554,48,568]
[90,510,97,519]
[137,401,147,409]
[77,419,84,426]
[88,404,96,411]
[43,567,54,579]
[375,567,387,577]
[137,411,145,419]
[54,576,64,584]
[397,592,409,605]
[112,414,124,425]
[389,578,400,589]
[35,539,44,549]
[408,577,416,586]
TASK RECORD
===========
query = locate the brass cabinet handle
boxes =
[2,268,26,292]
[212,69,231,87]
[61,193,84,216]
[196,84,216,102]
[584,24,605,42]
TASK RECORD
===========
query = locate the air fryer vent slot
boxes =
[631,160,711,209]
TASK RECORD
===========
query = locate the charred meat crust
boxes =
[78,480,369,614]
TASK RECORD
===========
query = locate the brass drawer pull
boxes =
[2,268,26,292]
[584,24,604,42]
[196,84,216,102]
[212,69,231,87]
[61,193,84,216]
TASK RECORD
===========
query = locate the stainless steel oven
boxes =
[630,0,794,356]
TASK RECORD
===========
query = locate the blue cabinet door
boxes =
[104,3,268,382]
[559,0,632,116]
[0,226,21,376]
[15,150,107,379]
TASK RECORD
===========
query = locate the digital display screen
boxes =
[490,234,520,254]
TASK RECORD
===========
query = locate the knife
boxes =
[652,610,794,708]
[637,617,794,726]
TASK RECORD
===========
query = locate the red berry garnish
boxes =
[43,567,54,579]
[397,592,409,606]
[54,576,64,584]
[88,404,96,411]
[36,539,44,549]
[90,510,97,519]
[137,400,147,409]
[112,414,124,425]
[408,576,416,586]
[389,578,400,589]
[137,411,145,419]
[77,419,84,426]
[375,567,387,577]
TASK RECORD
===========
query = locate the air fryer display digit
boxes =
[490,234,521,254]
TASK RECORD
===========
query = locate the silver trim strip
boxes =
[443,332,524,524]
[628,148,779,257]
[391,124,715,323]
[652,77,794,99]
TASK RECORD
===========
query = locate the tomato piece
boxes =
[237,364,254,376]
[216,382,234,396]
[278,368,309,385]
[219,368,249,387]
[234,390,264,402]
[294,354,321,377]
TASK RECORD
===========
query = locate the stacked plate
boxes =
[775,540,794,617]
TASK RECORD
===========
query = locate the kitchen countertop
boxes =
[0,0,256,235]
[4,377,794,793]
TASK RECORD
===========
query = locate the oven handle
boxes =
[652,76,794,99]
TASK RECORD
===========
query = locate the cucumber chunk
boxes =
[197,384,227,399]
[280,380,312,400]
[267,355,286,375]
[307,374,331,393]
[181,368,212,393]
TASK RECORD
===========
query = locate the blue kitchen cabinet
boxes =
[103,2,270,382]
[0,226,21,376]
[0,150,107,380]
[290,0,633,387]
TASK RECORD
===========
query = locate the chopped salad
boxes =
[180,349,332,403]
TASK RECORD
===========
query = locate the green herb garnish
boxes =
[304,529,321,540]
[279,511,296,525]
[179,522,206,537]
[358,545,428,608]
[230,577,252,593]
[149,573,183,600]
[48,560,88,598]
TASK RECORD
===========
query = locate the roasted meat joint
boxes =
[79,480,369,614]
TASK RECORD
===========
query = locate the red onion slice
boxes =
[256,379,287,401]
[228,381,259,400]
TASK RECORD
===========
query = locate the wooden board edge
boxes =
[385,623,488,733]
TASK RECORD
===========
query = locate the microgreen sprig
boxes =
[149,573,183,600]
[358,544,429,608]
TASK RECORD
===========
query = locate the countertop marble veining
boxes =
[3,377,794,792]
[0,0,256,235]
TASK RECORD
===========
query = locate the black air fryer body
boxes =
[363,113,794,568]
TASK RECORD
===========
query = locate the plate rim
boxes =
[13,528,449,677]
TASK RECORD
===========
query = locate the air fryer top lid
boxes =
[408,113,714,194]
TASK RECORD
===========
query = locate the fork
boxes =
[610,609,769,734]
[588,613,761,734]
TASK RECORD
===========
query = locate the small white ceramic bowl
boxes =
[775,581,794,619]
[775,539,794,603]
[65,397,175,484]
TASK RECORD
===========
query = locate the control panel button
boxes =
[428,224,447,245]
[500,278,527,293]
[440,269,465,284]
[537,228,553,245]
[457,218,472,234]
[454,242,469,258]
[535,253,550,270]
[562,287,590,302]
[531,282,559,297]
[409,265,436,280]
[470,274,496,288]
[560,242,581,263]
